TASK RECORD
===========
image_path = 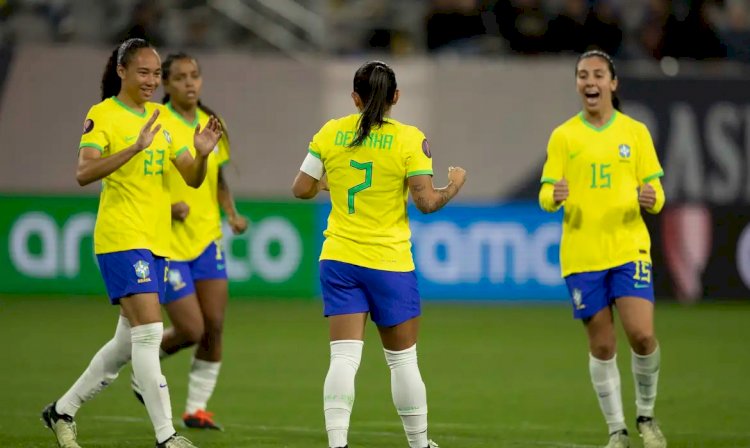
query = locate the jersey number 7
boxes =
[348,160,373,214]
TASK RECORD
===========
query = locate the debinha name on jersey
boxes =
[334,130,394,150]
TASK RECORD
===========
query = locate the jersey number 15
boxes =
[590,163,611,189]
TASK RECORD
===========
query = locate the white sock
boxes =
[589,354,626,434]
[131,323,175,444]
[385,345,429,448]
[632,345,660,418]
[323,340,363,448]
[185,358,222,414]
[56,315,132,417]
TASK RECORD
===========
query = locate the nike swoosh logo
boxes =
[125,136,136,142]
[217,264,225,270]
[569,151,582,160]
[634,283,650,289]
[159,383,167,388]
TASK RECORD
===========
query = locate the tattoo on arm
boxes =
[412,181,457,213]
[432,184,457,212]
[415,195,429,211]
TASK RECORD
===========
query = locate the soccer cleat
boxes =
[156,434,198,448]
[604,430,630,448]
[637,416,667,448]
[131,372,145,405]
[426,440,440,448]
[41,402,82,448]
[183,409,223,431]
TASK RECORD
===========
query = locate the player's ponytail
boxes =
[576,48,622,111]
[100,48,120,100]
[612,92,622,112]
[350,61,397,148]
[198,100,230,145]
[100,38,152,101]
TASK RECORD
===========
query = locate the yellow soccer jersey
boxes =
[310,114,433,271]
[164,103,230,261]
[79,97,188,257]
[539,111,665,276]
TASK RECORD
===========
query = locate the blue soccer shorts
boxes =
[564,261,655,320]
[320,260,421,327]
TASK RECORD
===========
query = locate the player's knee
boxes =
[590,342,617,360]
[178,321,205,344]
[200,318,224,348]
[203,315,224,338]
[629,331,656,355]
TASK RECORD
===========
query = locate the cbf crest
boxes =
[168,269,186,291]
[133,260,151,283]
[618,144,631,158]
[572,288,586,310]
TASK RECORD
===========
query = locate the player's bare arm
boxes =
[218,167,248,234]
[292,171,324,199]
[408,166,466,214]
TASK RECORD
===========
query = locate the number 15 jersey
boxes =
[309,114,433,272]
[540,111,665,276]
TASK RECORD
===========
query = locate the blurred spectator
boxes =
[426,0,487,52]
[495,0,550,54]
[584,0,623,56]
[632,0,672,59]
[547,0,589,53]
[0,0,745,62]
[662,0,725,59]
[5,0,74,41]
[716,0,750,62]
[1,0,10,24]
[180,3,212,48]
[112,0,165,46]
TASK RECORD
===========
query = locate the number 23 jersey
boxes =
[310,114,433,272]
[79,97,187,257]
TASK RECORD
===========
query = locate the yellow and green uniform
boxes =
[539,111,665,276]
[310,114,433,272]
[163,103,230,261]
[79,97,188,257]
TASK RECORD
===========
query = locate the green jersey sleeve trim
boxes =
[175,146,189,158]
[218,159,230,167]
[643,170,664,183]
[308,148,321,159]
[79,142,104,152]
[407,170,433,177]
[540,176,558,184]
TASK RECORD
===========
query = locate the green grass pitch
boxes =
[1,297,748,447]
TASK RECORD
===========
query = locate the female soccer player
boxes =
[131,52,247,431]
[539,50,667,448]
[292,61,466,448]
[41,38,221,448]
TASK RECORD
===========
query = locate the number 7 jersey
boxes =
[79,97,187,257]
[309,114,433,272]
